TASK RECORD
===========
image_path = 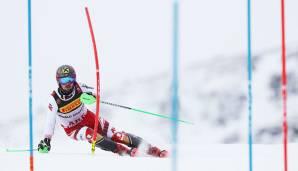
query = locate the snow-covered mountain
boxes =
[102,45,298,144]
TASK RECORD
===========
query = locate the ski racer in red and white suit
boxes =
[38,65,168,157]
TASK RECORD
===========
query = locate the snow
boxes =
[2,144,298,171]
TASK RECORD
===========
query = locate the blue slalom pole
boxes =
[247,0,253,171]
[28,0,34,170]
[171,0,179,171]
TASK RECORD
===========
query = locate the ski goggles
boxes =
[58,77,75,85]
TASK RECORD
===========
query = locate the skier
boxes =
[37,65,168,157]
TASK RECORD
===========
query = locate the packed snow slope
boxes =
[2,144,298,171]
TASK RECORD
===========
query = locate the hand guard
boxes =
[38,138,51,153]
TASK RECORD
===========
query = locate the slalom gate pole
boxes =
[247,0,253,171]
[27,0,34,170]
[280,0,288,171]
[171,0,179,171]
[85,7,101,154]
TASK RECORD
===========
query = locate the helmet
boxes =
[56,65,76,84]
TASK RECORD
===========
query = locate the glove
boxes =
[38,138,51,153]
[80,92,96,104]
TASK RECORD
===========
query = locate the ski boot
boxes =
[147,145,169,158]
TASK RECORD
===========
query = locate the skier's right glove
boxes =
[38,138,51,153]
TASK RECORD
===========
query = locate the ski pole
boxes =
[6,148,38,153]
[80,93,194,125]
[101,101,194,125]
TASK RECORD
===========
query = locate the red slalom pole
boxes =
[85,7,101,153]
[30,156,34,171]
[280,0,288,171]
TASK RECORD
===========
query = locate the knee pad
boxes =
[111,132,143,148]
[111,132,126,143]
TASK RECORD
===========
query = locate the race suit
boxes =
[44,82,115,141]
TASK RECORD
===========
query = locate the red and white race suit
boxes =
[44,82,117,142]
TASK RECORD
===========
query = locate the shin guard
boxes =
[126,133,143,148]
[95,137,131,156]
[95,137,117,152]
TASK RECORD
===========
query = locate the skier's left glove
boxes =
[38,138,51,153]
